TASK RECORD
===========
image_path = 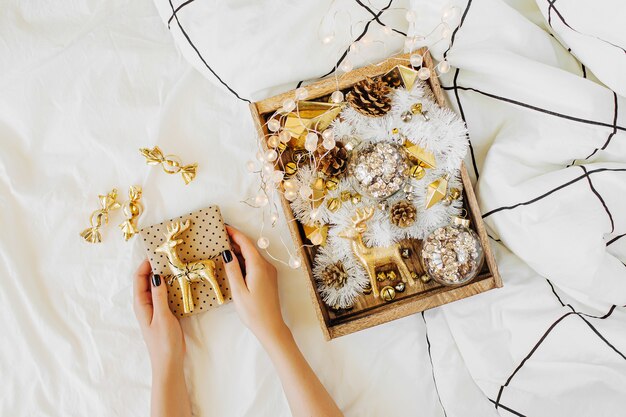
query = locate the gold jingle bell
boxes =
[420,274,432,283]
[409,164,426,179]
[380,286,396,302]
[284,162,298,177]
[363,283,373,295]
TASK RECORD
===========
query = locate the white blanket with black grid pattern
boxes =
[153,0,626,415]
[2,0,624,416]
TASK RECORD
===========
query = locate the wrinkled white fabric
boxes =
[2,0,626,416]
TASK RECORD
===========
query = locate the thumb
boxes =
[221,250,247,296]
[150,274,172,319]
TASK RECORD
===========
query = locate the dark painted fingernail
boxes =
[221,250,233,263]
[151,274,161,287]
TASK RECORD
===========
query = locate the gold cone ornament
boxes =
[80,189,121,243]
[425,173,450,209]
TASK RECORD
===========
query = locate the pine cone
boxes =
[346,77,392,117]
[380,69,403,89]
[390,200,417,228]
[322,262,349,289]
[317,142,349,177]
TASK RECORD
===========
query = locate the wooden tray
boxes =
[249,50,502,340]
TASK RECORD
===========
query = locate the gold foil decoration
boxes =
[303,223,328,246]
[408,164,426,179]
[338,207,415,298]
[340,191,352,202]
[139,146,198,185]
[404,141,436,169]
[425,174,450,209]
[326,198,341,212]
[382,65,419,91]
[442,187,462,205]
[80,189,121,243]
[156,220,225,314]
[326,177,339,191]
[376,272,386,282]
[311,177,326,208]
[380,286,396,302]
[284,162,298,177]
[284,101,344,147]
[119,186,143,241]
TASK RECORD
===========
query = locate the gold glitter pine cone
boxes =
[390,200,417,228]
[322,262,349,289]
[317,141,349,177]
[346,77,392,117]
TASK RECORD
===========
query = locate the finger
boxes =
[221,249,248,295]
[150,273,172,320]
[133,259,153,327]
[226,225,261,262]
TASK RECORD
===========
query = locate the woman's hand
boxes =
[133,259,185,371]
[222,225,288,345]
[223,226,344,417]
[133,259,192,417]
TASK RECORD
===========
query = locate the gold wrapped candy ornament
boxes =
[80,189,121,243]
[140,146,197,185]
[119,185,143,241]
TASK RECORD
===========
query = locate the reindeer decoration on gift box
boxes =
[156,220,225,314]
[339,207,416,298]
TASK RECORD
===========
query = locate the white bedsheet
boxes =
[2,0,625,416]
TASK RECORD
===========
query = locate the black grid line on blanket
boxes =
[441,85,626,133]
[546,0,626,54]
[354,0,406,37]
[579,165,615,233]
[494,279,624,410]
[441,0,480,180]
[166,0,251,102]
[481,167,626,218]
[421,313,448,417]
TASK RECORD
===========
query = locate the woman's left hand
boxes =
[133,259,185,373]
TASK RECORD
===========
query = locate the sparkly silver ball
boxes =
[348,141,409,200]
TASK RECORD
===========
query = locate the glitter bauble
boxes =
[420,218,484,286]
[347,141,409,200]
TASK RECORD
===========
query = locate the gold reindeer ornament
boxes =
[339,207,415,298]
[155,220,225,314]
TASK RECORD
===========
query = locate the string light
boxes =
[245,4,461,268]
[288,256,301,269]
[265,149,278,162]
[330,90,344,103]
[410,53,423,67]
[279,130,291,143]
[339,60,353,73]
[267,118,280,132]
[304,132,318,152]
[295,87,309,100]
[417,67,431,80]
[257,237,270,249]
[282,98,296,113]
[438,60,451,74]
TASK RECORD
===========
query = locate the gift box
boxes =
[139,206,232,318]
[249,50,502,339]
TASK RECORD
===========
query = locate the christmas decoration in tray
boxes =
[249,51,501,339]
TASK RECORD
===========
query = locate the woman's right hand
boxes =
[222,225,288,344]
